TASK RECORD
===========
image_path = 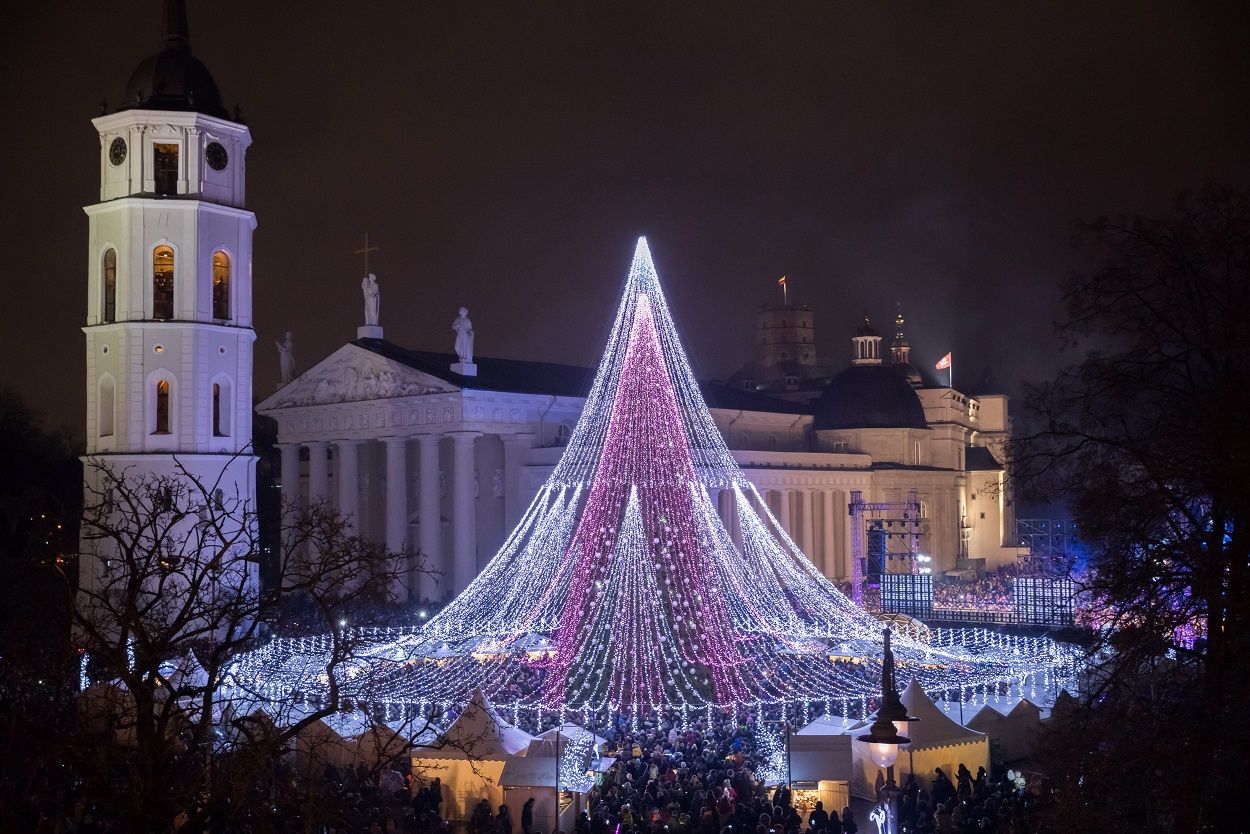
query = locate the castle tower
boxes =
[755,303,816,367]
[80,0,256,597]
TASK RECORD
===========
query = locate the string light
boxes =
[228,238,1078,718]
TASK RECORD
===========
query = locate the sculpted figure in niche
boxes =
[452,307,474,364]
[276,331,296,383]
[362,274,381,327]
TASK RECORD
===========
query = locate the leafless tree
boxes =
[62,450,466,832]
[1013,184,1250,832]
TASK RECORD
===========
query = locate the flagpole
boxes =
[950,354,953,390]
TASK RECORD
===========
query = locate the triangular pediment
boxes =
[258,344,459,411]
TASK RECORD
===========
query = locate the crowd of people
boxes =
[932,569,1016,614]
[890,764,1045,834]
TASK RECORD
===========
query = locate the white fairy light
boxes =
[226,238,1079,718]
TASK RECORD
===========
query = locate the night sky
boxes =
[3,1,1248,434]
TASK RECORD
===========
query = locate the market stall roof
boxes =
[796,714,864,736]
[413,689,535,759]
[901,679,987,749]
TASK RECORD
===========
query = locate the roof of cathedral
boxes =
[115,0,229,120]
[812,363,928,431]
[353,339,809,414]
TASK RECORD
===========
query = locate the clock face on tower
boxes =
[109,137,127,167]
[205,141,228,171]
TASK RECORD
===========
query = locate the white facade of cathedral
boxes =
[78,10,257,597]
[258,314,1019,604]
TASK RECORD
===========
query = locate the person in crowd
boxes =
[521,796,536,834]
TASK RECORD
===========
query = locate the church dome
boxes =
[115,1,229,120]
[813,364,927,431]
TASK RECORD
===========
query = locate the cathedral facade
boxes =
[260,308,1018,604]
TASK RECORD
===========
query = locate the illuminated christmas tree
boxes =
[235,239,1072,716]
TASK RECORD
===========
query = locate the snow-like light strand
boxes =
[228,238,1077,716]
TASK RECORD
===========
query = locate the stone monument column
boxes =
[501,432,536,529]
[449,432,481,594]
[799,489,815,559]
[306,441,330,508]
[416,434,443,601]
[276,442,303,587]
[276,442,301,508]
[382,436,410,602]
[822,489,838,578]
[777,489,793,540]
[335,440,361,536]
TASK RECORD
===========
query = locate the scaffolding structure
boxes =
[848,489,922,606]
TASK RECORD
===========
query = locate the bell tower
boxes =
[80,0,257,597]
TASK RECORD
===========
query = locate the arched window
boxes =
[98,375,115,437]
[212,379,232,437]
[154,379,171,434]
[102,249,117,322]
[212,250,230,319]
[153,245,174,320]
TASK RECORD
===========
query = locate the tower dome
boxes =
[814,318,927,430]
[812,364,927,430]
[115,0,229,120]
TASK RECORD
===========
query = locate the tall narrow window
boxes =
[102,249,117,323]
[155,379,170,434]
[212,251,230,319]
[153,143,179,196]
[99,376,115,437]
[153,245,174,320]
[212,381,232,437]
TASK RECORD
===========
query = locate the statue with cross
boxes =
[355,234,382,333]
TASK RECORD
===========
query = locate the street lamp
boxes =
[857,628,919,834]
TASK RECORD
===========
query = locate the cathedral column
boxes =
[777,489,793,541]
[501,432,536,529]
[276,442,302,587]
[822,489,837,579]
[450,431,481,595]
[416,434,443,602]
[382,436,409,603]
[276,442,301,509]
[306,441,330,509]
[799,489,815,558]
[335,440,361,535]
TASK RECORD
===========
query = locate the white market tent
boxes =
[967,699,1043,764]
[846,679,990,799]
[411,689,536,822]
[501,724,608,834]
[787,716,857,814]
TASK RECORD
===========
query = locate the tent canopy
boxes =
[797,714,863,736]
[900,679,987,750]
[414,689,535,759]
[537,723,607,748]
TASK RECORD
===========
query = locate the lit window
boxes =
[212,251,230,319]
[153,245,174,320]
[102,249,117,322]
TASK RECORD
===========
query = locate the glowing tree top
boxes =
[234,239,1072,714]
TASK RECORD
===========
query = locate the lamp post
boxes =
[857,628,919,834]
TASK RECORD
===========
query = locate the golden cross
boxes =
[354,233,380,275]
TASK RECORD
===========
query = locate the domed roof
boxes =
[813,364,928,431]
[115,0,229,120]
